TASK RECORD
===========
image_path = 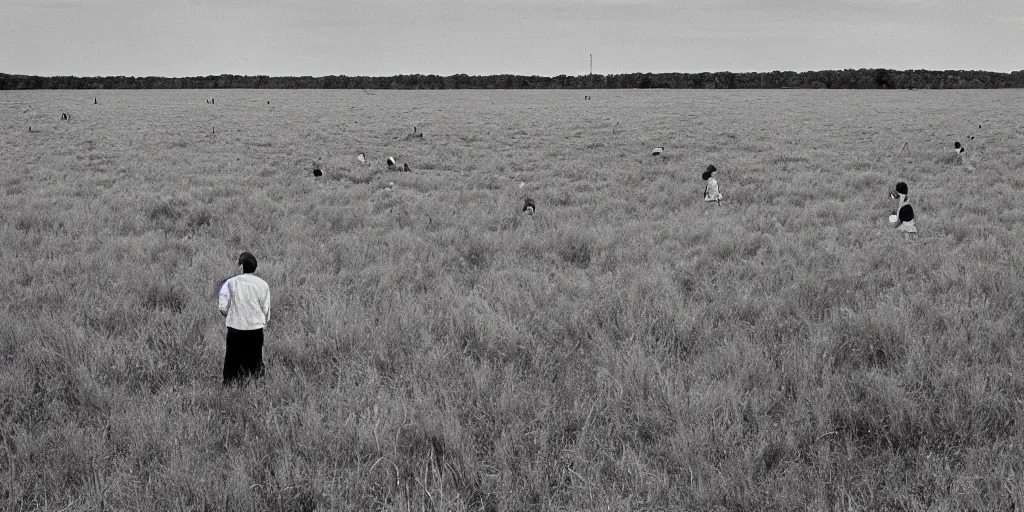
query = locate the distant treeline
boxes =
[3,69,1024,90]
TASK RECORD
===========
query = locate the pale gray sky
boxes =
[1,0,1021,77]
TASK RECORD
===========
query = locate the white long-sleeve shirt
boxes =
[218,273,270,330]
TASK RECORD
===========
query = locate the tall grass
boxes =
[1,89,1023,510]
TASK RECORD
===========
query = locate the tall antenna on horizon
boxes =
[590,54,593,76]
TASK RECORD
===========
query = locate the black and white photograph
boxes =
[2,0,1024,509]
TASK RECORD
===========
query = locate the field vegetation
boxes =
[2,89,1024,510]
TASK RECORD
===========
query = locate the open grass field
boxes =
[2,88,1024,511]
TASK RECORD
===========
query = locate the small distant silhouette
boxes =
[357,153,366,164]
[94,97,97,105]
[60,112,68,121]
[703,165,722,204]
[387,157,396,168]
[403,163,411,172]
[28,127,32,133]
[405,126,424,140]
[312,161,322,177]
[953,141,974,170]
[890,182,917,234]
[651,146,663,156]
[523,198,536,215]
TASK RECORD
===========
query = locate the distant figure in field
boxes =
[403,162,411,172]
[523,197,536,215]
[218,252,271,385]
[61,112,68,121]
[211,98,215,105]
[888,182,917,234]
[953,141,973,170]
[312,161,322,177]
[387,156,396,168]
[703,165,722,204]
[94,97,98,105]
[357,153,366,164]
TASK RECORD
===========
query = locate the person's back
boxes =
[896,199,916,233]
[702,165,722,203]
[218,252,271,384]
[219,273,270,330]
[890,182,918,234]
[705,177,721,201]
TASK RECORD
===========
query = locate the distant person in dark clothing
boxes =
[218,252,271,384]
[889,182,917,234]
[523,197,536,214]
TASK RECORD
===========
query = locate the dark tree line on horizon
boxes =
[3,69,1024,90]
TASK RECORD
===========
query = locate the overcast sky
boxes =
[2,0,1021,77]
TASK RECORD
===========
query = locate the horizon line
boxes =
[4,68,1024,79]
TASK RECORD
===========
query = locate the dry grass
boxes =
[2,89,1024,510]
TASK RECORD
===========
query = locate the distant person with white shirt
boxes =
[703,165,722,204]
[218,252,271,384]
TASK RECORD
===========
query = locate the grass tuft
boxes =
[555,231,594,269]
[142,283,187,312]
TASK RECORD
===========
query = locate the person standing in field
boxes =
[703,165,722,204]
[954,141,975,171]
[889,182,917,234]
[218,252,271,385]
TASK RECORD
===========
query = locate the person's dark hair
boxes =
[523,197,536,213]
[898,203,915,222]
[238,252,257,273]
[895,182,908,195]
[702,165,716,181]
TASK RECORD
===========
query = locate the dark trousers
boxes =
[223,327,264,384]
